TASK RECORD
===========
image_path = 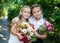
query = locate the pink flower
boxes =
[45,21,52,31]
[30,24,34,29]
[48,26,52,31]
[45,21,51,26]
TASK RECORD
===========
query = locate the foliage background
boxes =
[0,0,60,43]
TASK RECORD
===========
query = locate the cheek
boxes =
[26,14,30,18]
[32,13,35,16]
[33,13,40,18]
[23,14,30,18]
[22,14,25,17]
[39,11,42,14]
[28,14,30,17]
[22,13,26,17]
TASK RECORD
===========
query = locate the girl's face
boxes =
[22,7,30,19]
[32,7,42,19]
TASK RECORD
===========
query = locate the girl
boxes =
[8,5,31,43]
[29,4,52,43]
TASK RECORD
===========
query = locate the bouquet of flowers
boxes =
[16,22,36,42]
[36,21,52,35]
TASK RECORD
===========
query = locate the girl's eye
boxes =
[33,12,36,13]
[37,11,40,12]
[24,11,27,13]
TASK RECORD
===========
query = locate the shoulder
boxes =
[14,17,19,21]
[12,16,19,22]
[11,16,19,25]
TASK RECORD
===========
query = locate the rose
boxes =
[45,21,52,31]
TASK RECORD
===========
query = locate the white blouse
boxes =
[29,16,45,31]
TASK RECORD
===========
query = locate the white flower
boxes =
[30,32,34,36]
[27,28,32,32]
[22,29,27,34]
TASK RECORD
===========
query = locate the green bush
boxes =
[0,0,60,43]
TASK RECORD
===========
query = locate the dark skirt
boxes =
[32,38,43,43]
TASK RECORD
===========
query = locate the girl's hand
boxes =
[35,32,47,39]
[26,35,31,40]
[36,34,40,38]
[35,32,40,38]
[16,33,24,39]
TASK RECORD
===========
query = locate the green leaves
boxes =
[36,24,47,35]
[0,0,60,43]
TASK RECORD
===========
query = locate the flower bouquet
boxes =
[36,21,52,35]
[16,22,36,42]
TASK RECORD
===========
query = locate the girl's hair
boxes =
[31,4,42,14]
[19,5,30,16]
[31,4,41,9]
[18,5,30,22]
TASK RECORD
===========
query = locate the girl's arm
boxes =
[11,19,24,39]
[10,20,17,35]
[36,32,47,39]
[11,19,20,36]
